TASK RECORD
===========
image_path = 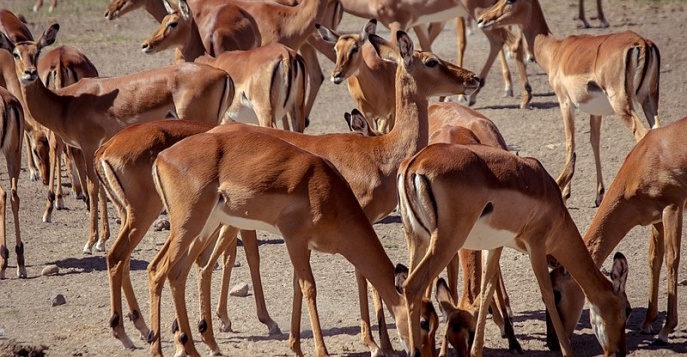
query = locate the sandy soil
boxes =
[1,0,687,356]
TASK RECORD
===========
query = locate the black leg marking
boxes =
[110,312,120,329]
[198,319,207,334]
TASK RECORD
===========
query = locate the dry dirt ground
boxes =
[1,0,687,356]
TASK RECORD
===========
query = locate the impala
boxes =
[145,30,479,357]
[547,116,687,349]
[105,0,336,126]
[33,0,57,12]
[37,45,99,224]
[0,87,24,280]
[147,129,440,357]
[0,24,234,255]
[578,0,608,28]
[397,139,631,356]
[477,0,660,206]
[141,0,308,132]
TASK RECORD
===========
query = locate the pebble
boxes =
[51,294,67,307]
[41,265,59,276]
[229,283,249,297]
[678,279,687,286]
[153,219,170,231]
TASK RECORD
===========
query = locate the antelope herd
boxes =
[1,0,685,356]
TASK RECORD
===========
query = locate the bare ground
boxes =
[1,0,687,356]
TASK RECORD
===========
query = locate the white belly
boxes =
[228,92,260,125]
[213,206,282,236]
[574,90,615,116]
[461,217,517,251]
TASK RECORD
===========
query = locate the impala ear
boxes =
[368,33,397,64]
[435,278,455,322]
[163,0,176,15]
[396,31,414,68]
[178,0,191,20]
[37,23,60,50]
[394,263,409,294]
[315,23,338,44]
[0,32,14,52]
[360,19,377,42]
[347,109,371,135]
[611,252,628,294]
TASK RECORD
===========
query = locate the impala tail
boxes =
[218,75,235,123]
[627,38,661,128]
[0,96,24,155]
[398,158,438,243]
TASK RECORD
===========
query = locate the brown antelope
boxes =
[37,45,99,223]
[104,0,337,126]
[579,0,608,28]
[144,30,478,357]
[33,0,57,12]
[547,116,687,349]
[0,9,49,185]
[323,0,532,110]
[146,128,440,357]
[477,0,660,207]
[397,140,631,356]
[0,24,234,255]
[141,0,308,132]
[348,102,522,355]
[0,87,24,280]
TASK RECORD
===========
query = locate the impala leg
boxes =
[456,17,466,68]
[147,236,173,357]
[0,186,6,280]
[356,270,382,356]
[470,249,501,357]
[510,36,533,109]
[72,148,89,207]
[24,131,40,182]
[82,151,101,254]
[67,146,86,200]
[286,243,329,357]
[497,50,513,98]
[43,132,60,223]
[495,267,522,353]
[238,230,281,335]
[96,186,110,251]
[578,0,591,28]
[596,0,609,27]
[532,247,577,357]
[6,151,23,279]
[289,268,305,357]
[589,115,605,207]
[642,223,664,334]
[169,242,203,357]
[215,228,238,333]
[413,25,433,52]
[53,138,65,210]
[657,205,683,345]
[467,31,503,107]
[555,100,576,204]
[198,226,237,356]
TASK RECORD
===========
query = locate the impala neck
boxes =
[383,64,429,170]
[522,0,557,74]
[145,0,169,23]
[552,216,615,306]
[21,79,68,139]
[583,196,639,267]
[180,20,205,61]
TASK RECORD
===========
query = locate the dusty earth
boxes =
[1,0,687,356]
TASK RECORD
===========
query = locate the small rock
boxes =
[153,219,170,231]
[234,261,241,268]
[41,265,59,276]
[51,294,66,307]
[678,279,687,286]
[229,283,249,297]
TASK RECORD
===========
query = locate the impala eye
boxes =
[168,22,178,28]
[12,52,19,59]
[420,319,430,331]
[425,59,438,67]
[506,0,516,4]
[350,45,358,54]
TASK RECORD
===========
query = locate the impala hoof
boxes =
[83,244,93,255]
[17,266,27,279]
[95,242,106,252]
[219,321,232,333]
[267,323,281,336]
[503,89,514,98]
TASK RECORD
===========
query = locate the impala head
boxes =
[316,19,377,84]
[435,278,476,357]
[0,23,59,86]
[549,253,631,356]
[105,0,147,20]
[344,109,379,137]
[476,0,532,30]
[141,0,190,54]
[368,31,480,97]
[394,264,439,357]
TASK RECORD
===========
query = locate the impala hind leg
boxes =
[589,115,605,206]
[470,249,501,357]
[642,223,663,335]
[656,205,683,345]
[67,146,86,200]
[299,44,324,124]
[555,100,576,204]
[169,243,204,357]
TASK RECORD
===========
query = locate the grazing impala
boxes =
[548,116,687,348]
[397,138,631,355]
[477,0,660,207]
[37,45,99,224]
[0,87,24,280]
[144,30,478,357]
[0,24,234,255]
[141,0,308,132]
[147,128,440,357]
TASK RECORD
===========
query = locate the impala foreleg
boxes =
[555,100,576,203]
[589,115,605,207]
[169,241,204,357]
[356,271,382,356]
[642,223,663,335]
[656,205,683,345]
[82,153,101,254]
[470,249,502,357]
[509,38,533,109]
